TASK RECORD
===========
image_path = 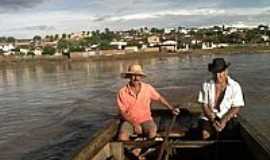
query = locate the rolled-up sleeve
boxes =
[232,84,245,107]
[198,83,209,104]
[148,85,161,101]
[117,91,128,113]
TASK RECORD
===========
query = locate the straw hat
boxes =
[121,64,146,78]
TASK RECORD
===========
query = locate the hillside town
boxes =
[0,25,270,59]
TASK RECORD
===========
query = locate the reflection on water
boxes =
[0,53,270,159]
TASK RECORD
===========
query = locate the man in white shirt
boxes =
[198,58,245,140]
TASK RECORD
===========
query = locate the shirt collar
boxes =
[227,76,233,86]
[125,82,144,96]
[210,76,233,86]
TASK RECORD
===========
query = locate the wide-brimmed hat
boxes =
[208,58,230,73]
[121,64,146,78]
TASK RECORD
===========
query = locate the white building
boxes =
[3,51,15,56]
[202,42,229,49]
[141,44,147,49]
[191,39,202,45]
[110,41,127,50]
[125,46,139,53]
[147,36,160,46]
[202,42,215,49]
[164,28,175,34]
[262,35,270,41]
[0,43,15,56]
[229,28,238,34]
[161,40,177,52]
[162,40,177,46]
[216,43,229,48]
[258,25,269,31]
[179,29,189,34]
[0,43,15,52]
[34,48,42,56]
[70,31,91,40]
[90,44,99,49]
[20,48,30,55]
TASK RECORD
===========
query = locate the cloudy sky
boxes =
[0,0,270,38]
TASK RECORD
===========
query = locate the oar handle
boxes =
[156,114,177,160]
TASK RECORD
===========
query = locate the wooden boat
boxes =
[71,108,270,160]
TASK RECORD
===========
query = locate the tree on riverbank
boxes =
[0,37,16,43]
[42,46,56,55]
[83,29,118,49]
[57,39,85,52]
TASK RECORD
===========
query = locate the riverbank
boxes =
[89,46,270,61]
[1,46,270,66]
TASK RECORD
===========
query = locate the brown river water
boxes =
[0,53,270,160]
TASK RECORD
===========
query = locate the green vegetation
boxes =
[28,51,35,56]
[83,28,119,49]
[42,46,56,55]
[33,35,42,41]
[57,39,85,52]
[1,24,270,59]
[0,37,16,43]
[55,28,120,52]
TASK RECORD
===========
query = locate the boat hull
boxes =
[72,109,269,160]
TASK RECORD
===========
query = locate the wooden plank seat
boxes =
[171,140,243,148]
[129,129,186,140]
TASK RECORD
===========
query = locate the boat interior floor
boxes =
[114,109,255,160]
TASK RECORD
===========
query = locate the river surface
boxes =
[0,53,270,160]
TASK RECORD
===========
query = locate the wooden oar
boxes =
[156,114,177,160]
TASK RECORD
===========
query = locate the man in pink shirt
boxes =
[117,64,179,141]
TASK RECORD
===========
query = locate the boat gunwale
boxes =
[238,116,270,160]
[71,118,120,160]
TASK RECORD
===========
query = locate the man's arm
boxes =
[119,111,136,124]
[222,107,241,122]
[148,84,179,115]
[201,103,231,132]
[217,107,241,130]
[117,92,138,126]
[117,93,143,134]
[217,83,244,131]
[159,95,174,110]
[202,104,216,122]
[119,110,142,134]
[159,96,180,115]
[198,82,214,120]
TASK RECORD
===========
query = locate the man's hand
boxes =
[212,120,221,132]
[209,112,216,122]
[212,120,226,132]
[172,107,180,115]
[133,124,143,134]
[217,119,227,131]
